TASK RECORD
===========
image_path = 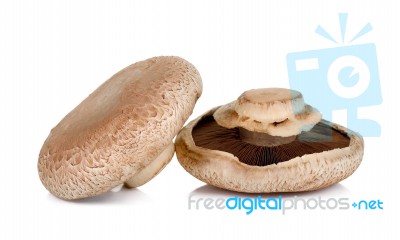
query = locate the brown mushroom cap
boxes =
[38,56,202,200]
[175,88,364,193]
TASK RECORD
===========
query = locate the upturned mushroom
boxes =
[38,56,202,200]
[175,88,364,193]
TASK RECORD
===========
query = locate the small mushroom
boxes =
[38,56,202,200]
[175,88,363,193]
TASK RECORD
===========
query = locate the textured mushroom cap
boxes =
[38,56,202,200]
[175,108,364,193]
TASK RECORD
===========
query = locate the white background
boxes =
[1,0,399,239]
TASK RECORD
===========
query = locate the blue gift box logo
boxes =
[287,13,382,137]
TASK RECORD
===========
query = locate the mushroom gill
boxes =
[192,115,350,166]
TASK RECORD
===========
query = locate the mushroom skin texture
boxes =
[175,89,364,193]
[38,56,202,200]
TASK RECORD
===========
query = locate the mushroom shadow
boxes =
[189,183,351,198]
[46,187,151,205]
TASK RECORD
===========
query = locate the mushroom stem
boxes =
[124,142,175,188]
[238,128,296,147]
